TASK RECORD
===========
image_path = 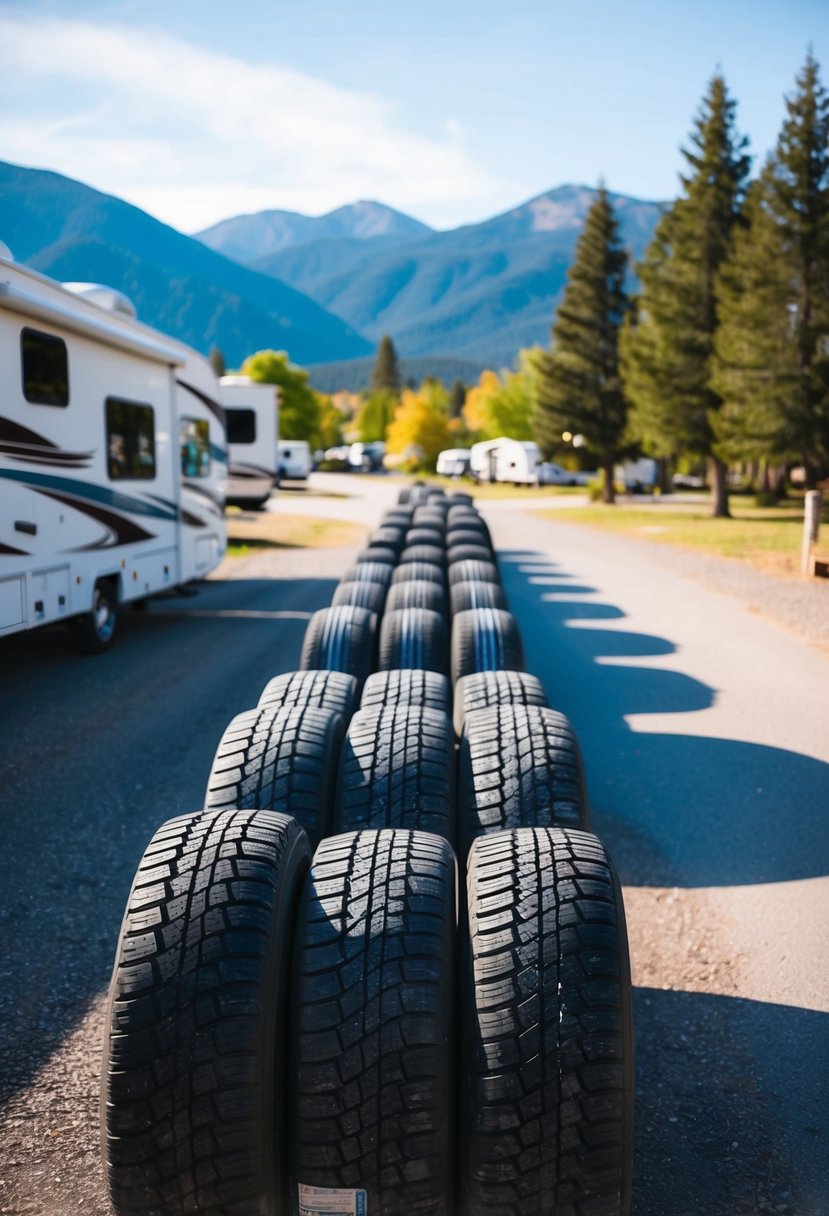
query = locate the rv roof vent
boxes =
[220,375,253,386]
[62,282,138,319]
[0,239,13,262]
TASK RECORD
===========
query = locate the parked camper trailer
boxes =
[471,437,543,485]
[220,376,280,507]
[278,439,312,481]
[436,447,471,477]
[0,248,227,651]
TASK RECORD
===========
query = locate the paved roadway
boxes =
[0,473,826,1215]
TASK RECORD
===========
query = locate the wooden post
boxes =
[802,490,822,575]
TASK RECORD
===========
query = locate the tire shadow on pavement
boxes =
[498,550,829,889]
[634,987,828,1216]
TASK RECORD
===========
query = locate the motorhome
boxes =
[278,439,312,481]
[471,437,543,485]
[0,244,227,652]
[219,376,280,507]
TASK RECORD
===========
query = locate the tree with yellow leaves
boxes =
[386,380,454,470]
[462,355,537,441]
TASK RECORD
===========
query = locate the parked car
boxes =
[537,461,594,487]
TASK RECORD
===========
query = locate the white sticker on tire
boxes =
[298,1183,368,1215]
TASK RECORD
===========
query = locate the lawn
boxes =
[537,497,829,578]
[226,511,367,556]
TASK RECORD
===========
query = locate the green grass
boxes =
[537,498,829,577]
[226,513,366,556]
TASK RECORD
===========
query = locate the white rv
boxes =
[278,439,312,481]
[0,245,227,652]
[471,437,542,485]
[436,448,471,477]
[220,375,280,507]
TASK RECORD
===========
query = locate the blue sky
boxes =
[0,0,826,232]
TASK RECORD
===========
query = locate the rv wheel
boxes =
[69,578,119,654]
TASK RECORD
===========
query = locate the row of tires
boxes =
[101,482,633,1216]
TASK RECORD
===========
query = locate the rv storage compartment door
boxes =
[29,565,71,624]
[128,547,178,598]
[0,576,26,633]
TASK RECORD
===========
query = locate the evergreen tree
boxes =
[712,54,829,484]
[534,187,630,503]
[620,74,750,516]
[449,378,466,419]
[208,345,226,377]
[371,335,401,393]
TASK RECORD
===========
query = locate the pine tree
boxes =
[371,335,400,393]
[712,54,829,484]
[534,187,630,503]
[208,346,226,377]
[620,74,750,516]
[449,378,466,419]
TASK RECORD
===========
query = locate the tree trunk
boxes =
[602,461,615,504]
[710,457,730,517]
[658,456,672,494]
[760,461,771,493]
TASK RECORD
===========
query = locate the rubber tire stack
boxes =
[101,480,633,1216]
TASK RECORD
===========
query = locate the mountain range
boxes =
[1,159,665,378]
[0,161,370,367]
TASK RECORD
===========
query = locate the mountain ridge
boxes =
[0,160,372,366]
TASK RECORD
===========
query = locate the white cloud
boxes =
[0,15,505,231]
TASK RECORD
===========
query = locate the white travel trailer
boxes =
[436,447,471,477]
[0,245,227,651]
[278,439,312,480]
[220,375,280,507]
[471,437,543,485]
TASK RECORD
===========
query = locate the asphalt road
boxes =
[0,474,826,1216]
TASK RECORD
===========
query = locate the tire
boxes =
[461,827,634,1216]
[300,605,377,688]
[69,577,119,654]
[447,543,494,566]
[447,492,474,507]
[379,607,449,675]
[290,829,456,1212]
[404,526,445,548]
[412,509,447,530]
[399,544,446,567]
[331,579,387,615]
[361,668,451,717]
[335,705,455,839]
[355,546,397,566]
[369,525,405,554]
[459,705,588,854]
[447,512,491,543]
[340,561,394,588]
[383,509,414,528]
[385,578,446,616]
[391,561,445,587]
[398,487,412,504]
[450,579,507,616]
[102,808,310,1216]
[257,669,359,722]
[453,669,547,736]
[205,703,345,846]
[450,607,523,683]
[448,559,500,588]
[445,528,493,551]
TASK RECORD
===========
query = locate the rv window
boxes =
[180,417,210,478]
[226,408,256,444]
[106,398,156,480]
[21,328,69,406]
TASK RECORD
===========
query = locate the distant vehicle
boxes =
[220,376,280,508]
[348,441,385,472]
[278,439,312,481]
[537,461,594,487]
[436,448,472,477]
[672,472,706,490]
[616,458,658,492]
[470,437,554,486]
[0,246,227,651]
